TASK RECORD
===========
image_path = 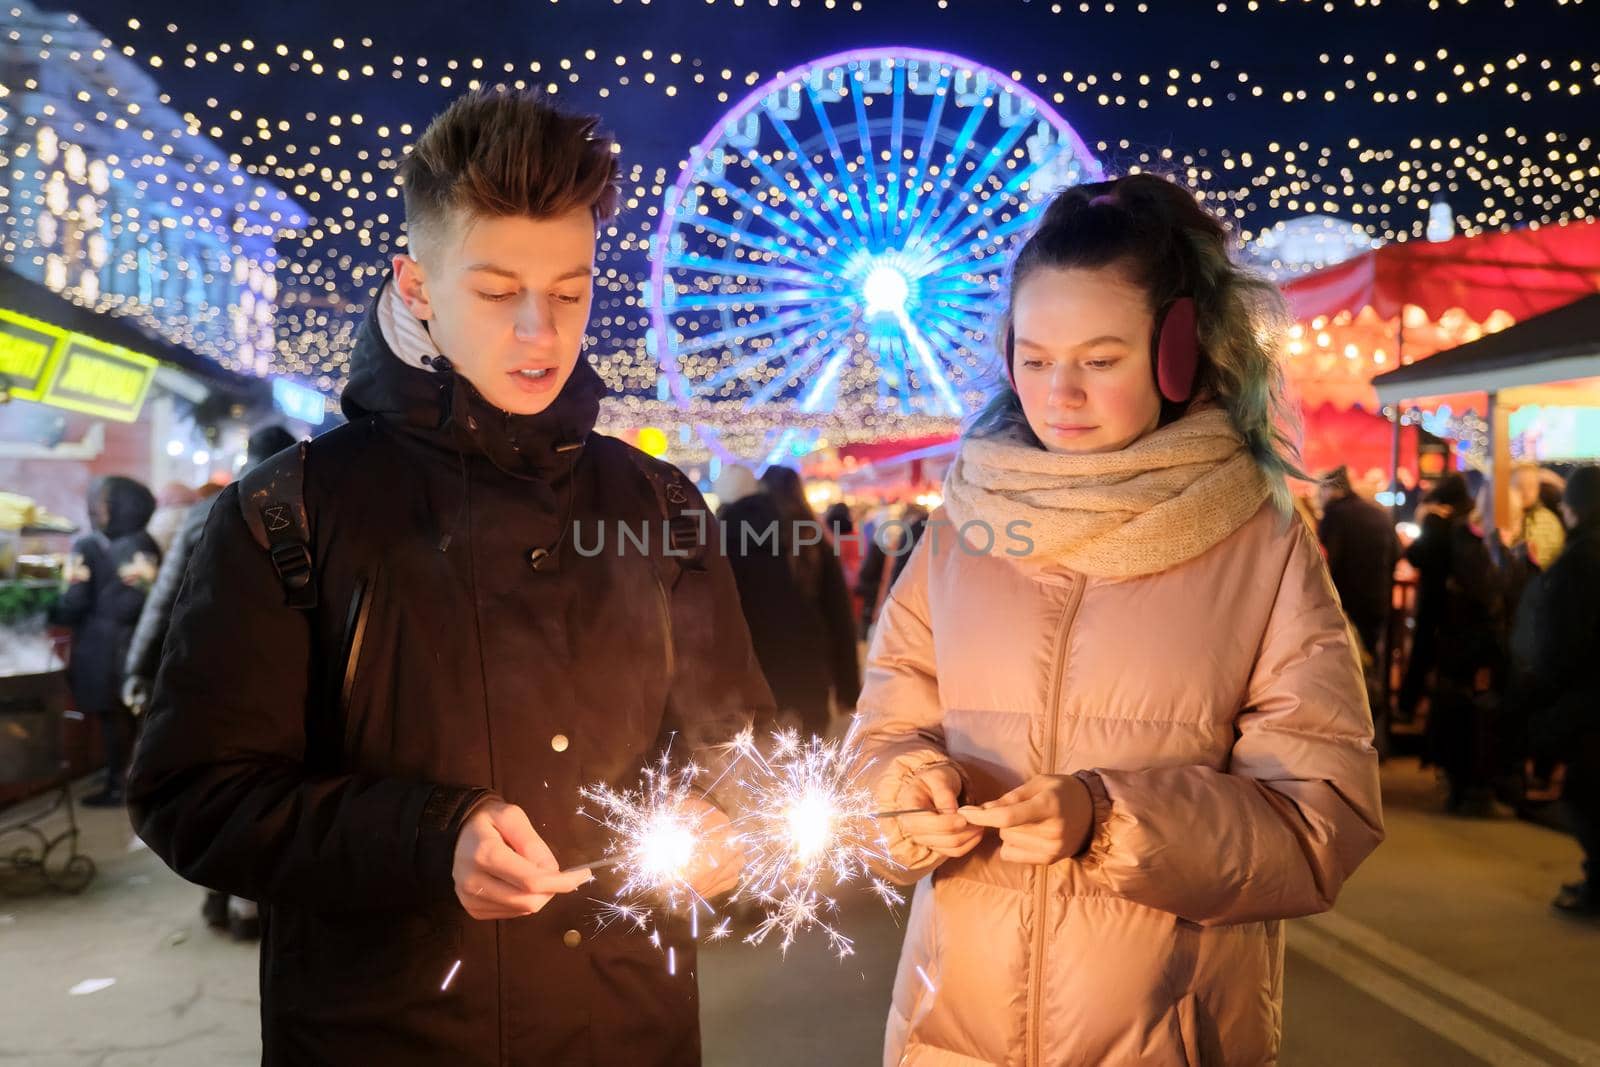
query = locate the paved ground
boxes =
[2,758,1597,1066]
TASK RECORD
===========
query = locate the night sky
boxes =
[26,0,1600,429]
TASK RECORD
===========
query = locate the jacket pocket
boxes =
[277,905,462,1018]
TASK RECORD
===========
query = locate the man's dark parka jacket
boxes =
[128,300,775,1066]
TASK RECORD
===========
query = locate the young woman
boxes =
[856,174,1384,1066]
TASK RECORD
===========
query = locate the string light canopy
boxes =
[5,0,1596,461]
[1,2,306,379]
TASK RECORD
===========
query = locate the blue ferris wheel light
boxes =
[650,46,1104,452]
[861,263,911,318]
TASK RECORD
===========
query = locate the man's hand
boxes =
[452,799,592,920]
[960,774,1094,866]
[894,762,982,859]
[121,676,151,714]
[679,796,743,900]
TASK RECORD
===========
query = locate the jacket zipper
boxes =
[1027,576,1087,1067]
[338,578,372,752]
[653,571,676,679]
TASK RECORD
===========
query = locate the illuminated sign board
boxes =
[271,376,327,426]
[0,306,68,400]
[0,306,157,422]
[1511,405,1600,462]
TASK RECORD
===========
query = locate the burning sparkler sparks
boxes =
[574,724,907,967]
[723,723,903,958]
[576,748,722,953]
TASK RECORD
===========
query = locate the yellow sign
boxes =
[40,335,157,422]
[0,307,69,401]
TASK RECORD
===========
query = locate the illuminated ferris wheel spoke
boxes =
[897,71,954,231]
[918,310,992,381]
[805,84,880,243]
[903,94,993,252]
[924,301,995,341]
[896,312,963,415]
[754,329,852,410]
[671,286,842,313]
[920,299,990,340]
[763,112,864,244]
[938,245,1016,280]
[735,145,849,247]
[651,48,1103,433]
[800,348,853,412]
[958,199,1051,256]
[847,78,887,248]
[667,252,826,290]
[910,130,1038,264]
[926,139,1066,254]
[679,212,824,270]
[695,169,830,251]
[918,297,994,348]
[917,271,997,300]
[886,63,908,240]
[707,305,858,395]
[670,302,840,360]
[908,302,988,378]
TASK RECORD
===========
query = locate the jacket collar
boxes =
[341,278,604,480]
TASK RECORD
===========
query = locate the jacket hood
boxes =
[90,476,156,539]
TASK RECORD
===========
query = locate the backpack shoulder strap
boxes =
[625,449,708,571]
[238,441,317,610]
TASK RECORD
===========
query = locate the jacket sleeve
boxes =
[125,504,207,683]
[47,537,98,626]
[853,536,963,884]
[103,540,159,628]
[658,495,779,807]
[127,484,491,913]
[1077,519,1385,925]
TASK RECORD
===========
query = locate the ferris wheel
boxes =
[649,47,1103,459]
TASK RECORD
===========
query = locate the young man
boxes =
[128,89,773,1065]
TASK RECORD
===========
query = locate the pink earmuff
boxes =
[1155,296,1199,403]
[1004,298,1198,403]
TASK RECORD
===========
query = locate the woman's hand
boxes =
[960,774,1094,866]
[894,762,983,859]
[678,797,744,900]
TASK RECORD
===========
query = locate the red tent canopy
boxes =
[1298,403,1421,486]
[1282,218,1600,324]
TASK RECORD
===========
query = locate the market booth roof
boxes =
[1282,217,1600,325]
[1372,292,1600,407]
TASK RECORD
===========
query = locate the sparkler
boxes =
[575,749,722,950]
[573,725,914,965]
[722,722,904,958]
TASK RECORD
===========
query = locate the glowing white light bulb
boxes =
[861,264,909,317]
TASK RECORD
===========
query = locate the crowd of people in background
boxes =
[46,425,297,941]
[52,445,1598,926]
[1310,460,1600,917]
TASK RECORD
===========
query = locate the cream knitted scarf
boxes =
[942,408,1272,578]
